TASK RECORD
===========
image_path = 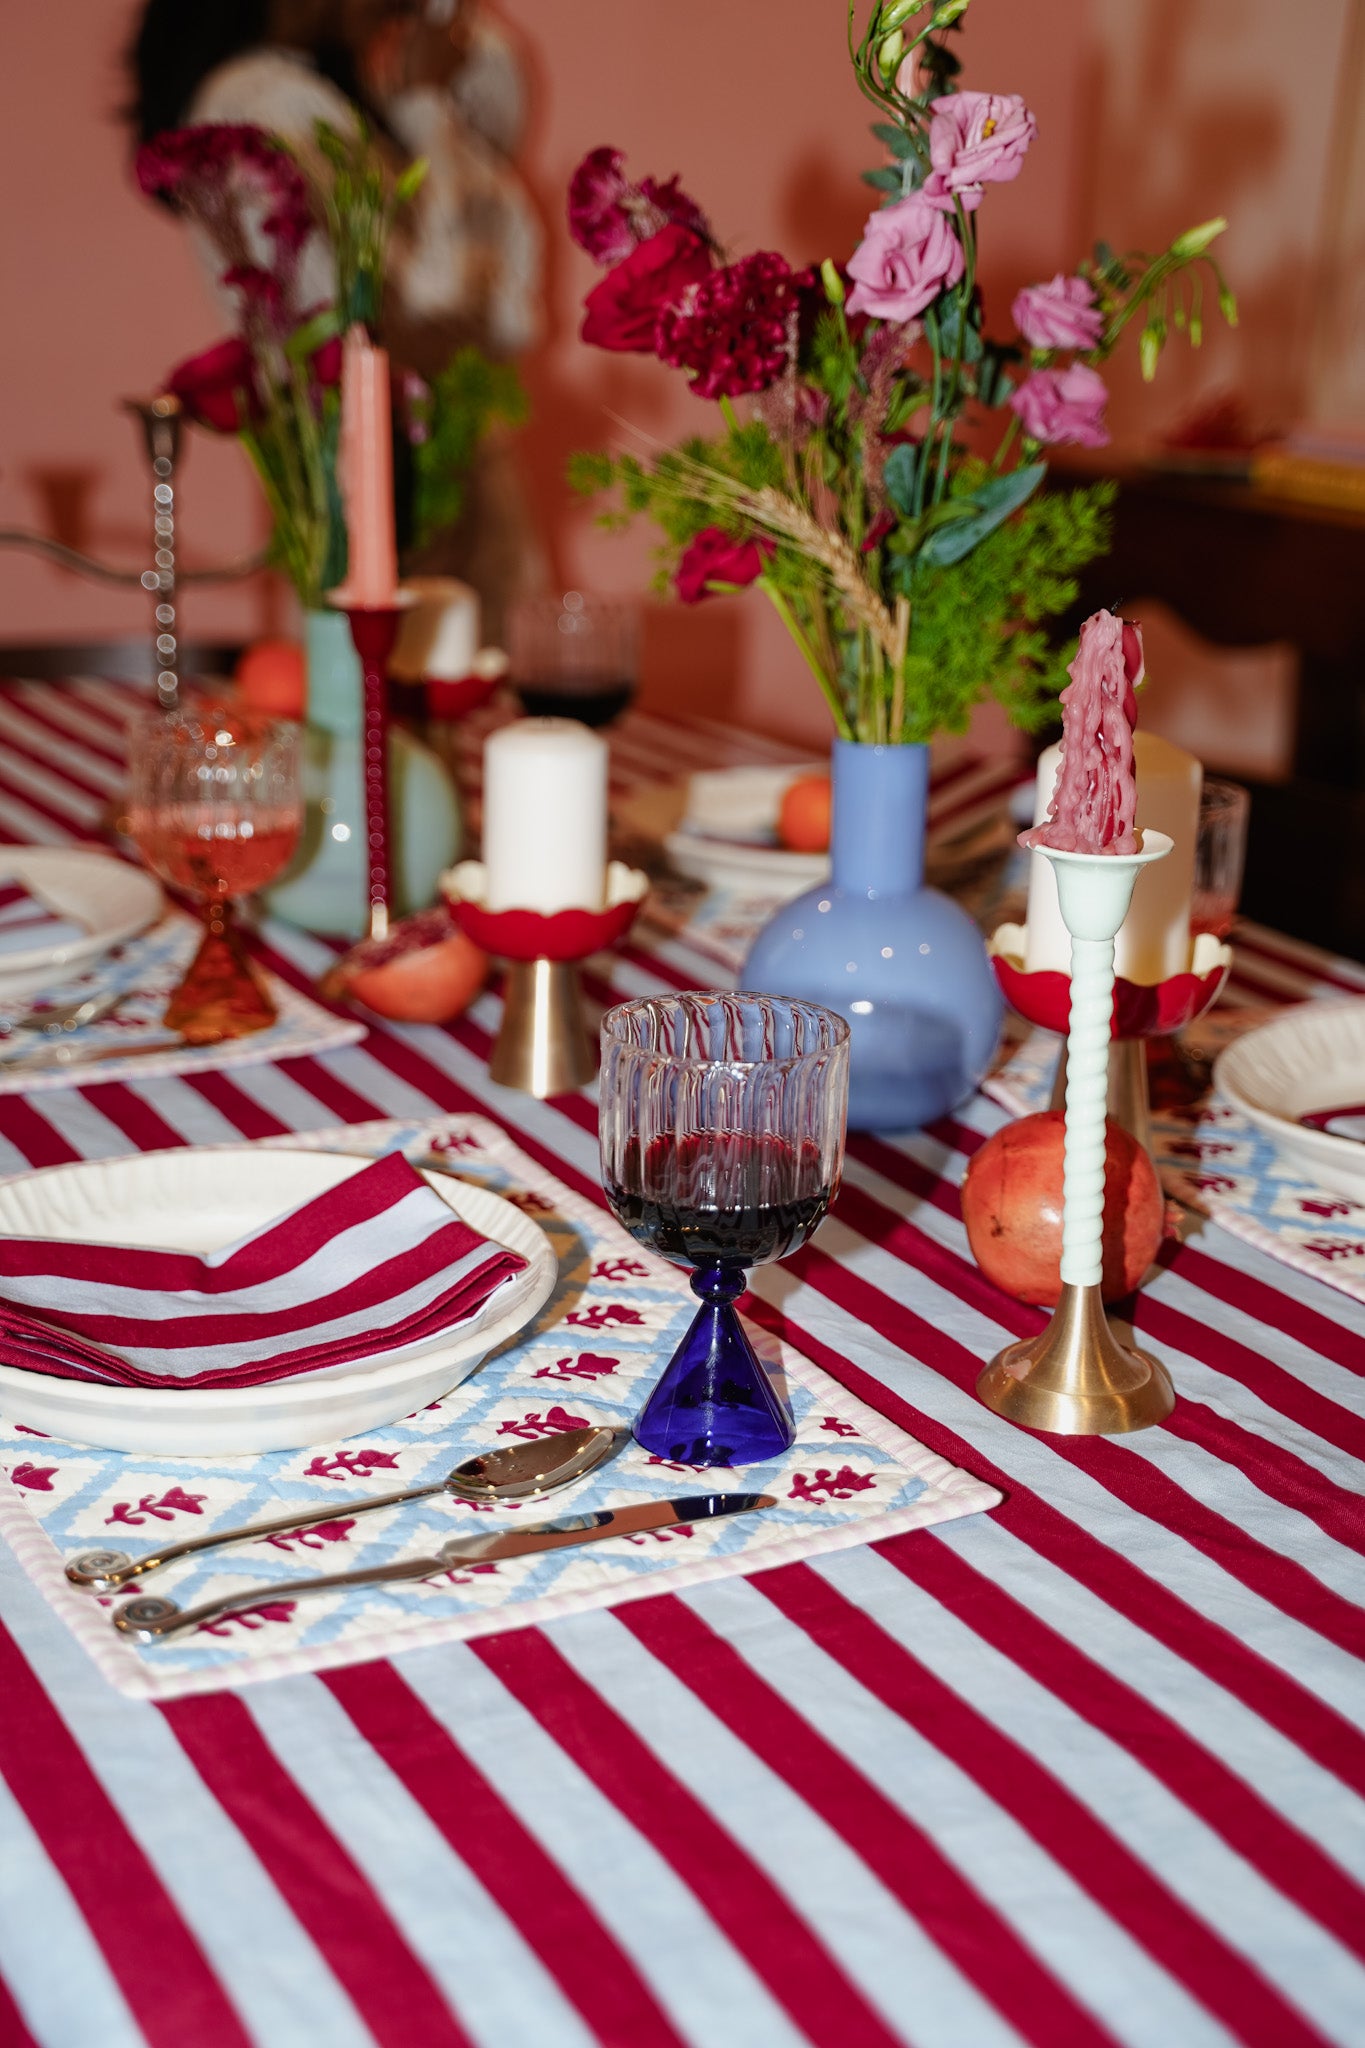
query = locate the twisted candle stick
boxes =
[1059,931,1115,1290]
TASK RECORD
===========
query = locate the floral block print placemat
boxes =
[0,1115,1001,1699]
[0,913,364,1092]
[985,1013,1365,1303]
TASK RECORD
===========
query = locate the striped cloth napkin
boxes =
[0,1154,528,1390]
[0,879,88,957]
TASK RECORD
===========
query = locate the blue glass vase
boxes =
[262,609,461,938]
[741,740,1001,1132]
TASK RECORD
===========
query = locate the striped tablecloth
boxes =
[0,678,1362,2048]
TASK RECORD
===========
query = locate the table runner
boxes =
[0,909,365,1091]
[0,676,1361,2048]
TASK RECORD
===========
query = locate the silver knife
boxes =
[111,1492,776,1642]
[0,1036,190,1075]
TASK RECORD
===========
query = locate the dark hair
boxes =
[128,1,392,151]
[128,0,271,145]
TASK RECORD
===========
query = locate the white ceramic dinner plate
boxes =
[0,848,163,1001]
[1214,999,1365,1202]
[0,1147,557,1454]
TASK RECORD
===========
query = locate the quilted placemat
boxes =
[985,1013,1365,1303]
[0,912,365,1092]
[0,1115,1001,1699]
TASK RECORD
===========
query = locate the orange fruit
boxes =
[777,774,833,853]
[236,638,306,719]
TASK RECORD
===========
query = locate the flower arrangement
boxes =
[139,120,524,611]
[568,0,1236,745]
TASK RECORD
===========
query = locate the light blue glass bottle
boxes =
[262,608,461,939]
[741,740,1001,1131]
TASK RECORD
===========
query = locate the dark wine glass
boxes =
[508,592,639,727]
[600,993,850,1466]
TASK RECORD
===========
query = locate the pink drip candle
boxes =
[338,326,399,607]
[1022,610,1143,856]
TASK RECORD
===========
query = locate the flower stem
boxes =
[762,577,853,739]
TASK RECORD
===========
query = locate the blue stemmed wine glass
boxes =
[599,993,850,1466]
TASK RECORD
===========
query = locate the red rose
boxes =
[581,225,712,353]
[310,333,343,387]
[167,337,258,434]
[675,527,774,604]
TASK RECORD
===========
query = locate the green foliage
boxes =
[896,480,1115,741]
[315,117,427,332]
[410,349,527,549]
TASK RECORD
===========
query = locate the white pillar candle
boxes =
[482,718,608,913]
[391,577,481,681]
[1024,730,1202,984]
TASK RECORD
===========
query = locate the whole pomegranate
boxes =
[961,1110,1164,1306]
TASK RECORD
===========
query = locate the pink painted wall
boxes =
[0,0,1321,744]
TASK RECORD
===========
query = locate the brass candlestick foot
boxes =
[490,958,595,1098]
[976,1281,1174,1436]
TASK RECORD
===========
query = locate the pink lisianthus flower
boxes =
[1009,363,1110,448]
[675,527,774,603]
[919,90,1037,212]
[844,192,964,322]
[1012,273,1104,352]
[581,224,714,352]
[568,147,711,267]
[656,251,808,400]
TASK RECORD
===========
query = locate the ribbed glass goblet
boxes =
[600,992,850,1466]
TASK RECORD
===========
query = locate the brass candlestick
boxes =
[977,833,1176,1436]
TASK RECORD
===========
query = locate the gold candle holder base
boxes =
[976,1281,1174,1436]
[489,958,595,1098]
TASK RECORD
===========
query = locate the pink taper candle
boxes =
[1023,610,1142,856]
[339,325,398,606]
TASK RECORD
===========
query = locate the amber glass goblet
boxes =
[126,703,301,1043]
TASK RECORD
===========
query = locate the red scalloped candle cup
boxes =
[425,673,502,720]
[962,1110,1164,1307]
[989,950,1230,1039]
[449,895,642,963]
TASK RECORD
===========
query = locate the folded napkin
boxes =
[0,1153,528,1390]
[0,878,89,957]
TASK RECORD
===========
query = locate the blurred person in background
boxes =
[128,0,544,634]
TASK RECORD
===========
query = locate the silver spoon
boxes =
[2,987,131,1046]
[66,1425,625,1593]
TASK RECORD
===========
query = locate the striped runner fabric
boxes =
[0,678,1362,2048]
[0,1151,526,1388]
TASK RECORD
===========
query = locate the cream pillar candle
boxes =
[1024,730,1202,983]
[391,577,481,680]
[338,326,398,606]
[482,718,608,912]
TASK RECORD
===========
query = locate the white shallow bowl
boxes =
[1214,1000,1365,1202]
[663,828,830,897]
[0,848,163,1000]
[0,1147,557,1454]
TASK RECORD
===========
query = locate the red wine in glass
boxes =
[604,1134,834,1267]
[512,672,636,728]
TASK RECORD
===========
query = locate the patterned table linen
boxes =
[0,1115,999,1698]
[1,682,1363,2048]
[0,911,364,1091]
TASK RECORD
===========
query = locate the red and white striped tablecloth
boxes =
[0,678,1362,2048]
